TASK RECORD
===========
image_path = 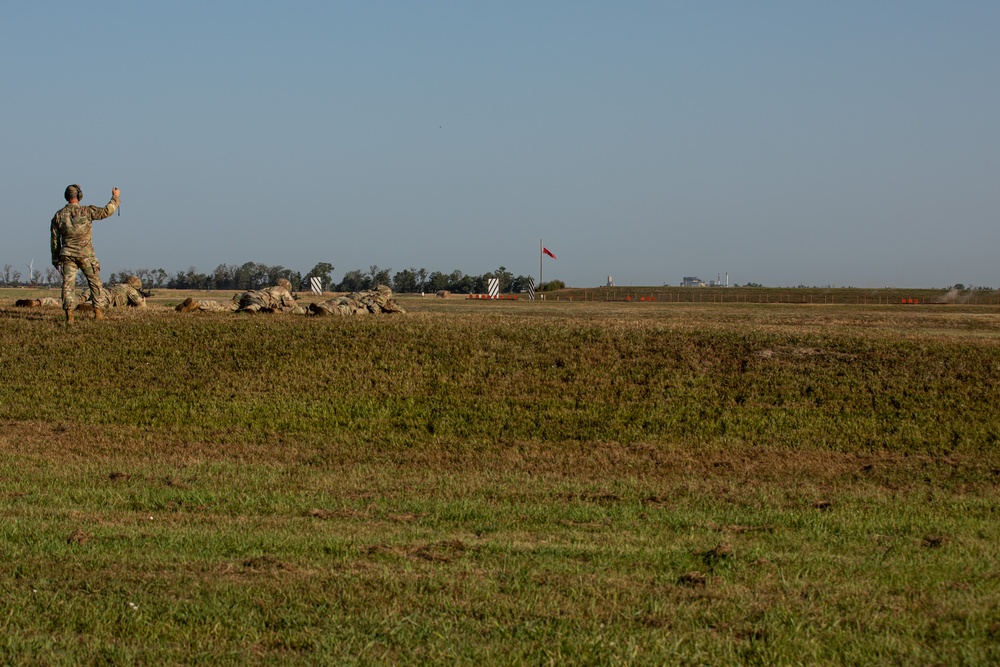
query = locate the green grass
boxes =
[1,294,999,664]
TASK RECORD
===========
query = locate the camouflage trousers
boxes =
[195,299,238,312]
[60,256,106,310]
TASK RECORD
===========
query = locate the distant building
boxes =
[607,276,615,287]
[681,276,706,287]
[707,272,729,287]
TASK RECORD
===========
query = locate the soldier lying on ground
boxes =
[237,279,302,314]
[15,297,61,307]
[308,285,405,316]
[81,275,147,309]
[175,279,303,314]
[18,275,146,313]
[175,295,239,313]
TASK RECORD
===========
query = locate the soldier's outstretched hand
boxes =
[112,187,121,199]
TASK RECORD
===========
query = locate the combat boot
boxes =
[64,308,74,325]
[175,297,199,313]
[94,308,104,321]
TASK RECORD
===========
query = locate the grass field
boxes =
[1,289,999,665]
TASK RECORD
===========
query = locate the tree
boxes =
[447,270,474,294]
[426,271,449,293]
[212,264,236,289]
[111,267,158,288]
[151,268,169,288]
[392,268,418,294]
[265,265,300,290]
[509,274,533,293]
[232,262,269,290]
[168,267,211,289]
[369,264,392,288]
[304,262,335,292]
[447,270,465,292]
[338,269,367,292]
[251,263,270,289]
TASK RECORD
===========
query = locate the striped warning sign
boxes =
[310,276,323,295]
[488,278,500,299]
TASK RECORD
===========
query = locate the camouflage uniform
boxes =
[80,276,145,308]
[309,285,405,316]
[14,297,61,307]
[238,281,298,313]
[50,190,119,310]
[175,296,239,313]
[102,276,146,308]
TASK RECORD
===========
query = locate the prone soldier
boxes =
[175,295,239,313]
[15,297,61,308]
[237,278,301,313]
[308,285,405,316]
[80,275,147,310]
[175,279,302,314]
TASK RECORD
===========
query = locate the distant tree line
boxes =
[5,261,993,293]
[89,262,563,294]
[2,263,59,287]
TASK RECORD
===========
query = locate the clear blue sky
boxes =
[3,1,998,288]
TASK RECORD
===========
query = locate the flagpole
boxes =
[539,239,543,289]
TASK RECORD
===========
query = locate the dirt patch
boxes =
[412,540,467,563]
[307,508,369,520]
[678,571,707,587]
[66,529,90,545]
[708,523,774,534]
[698,543,733,566]
[556,492,622,504]
[242,555,286,571]
[558,519,610,530]
[921,535,947,549]
[365,541,468,563]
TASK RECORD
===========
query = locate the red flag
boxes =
[542,247,557,259]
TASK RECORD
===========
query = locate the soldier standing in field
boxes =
[50,184,120,324]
